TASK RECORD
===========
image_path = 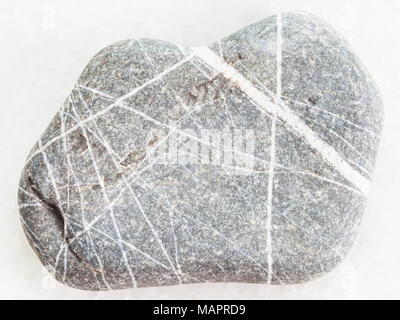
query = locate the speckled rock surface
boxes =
[18,12,383,290]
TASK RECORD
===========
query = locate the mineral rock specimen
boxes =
[18,12,384,290]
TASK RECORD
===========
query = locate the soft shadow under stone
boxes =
[18,12,383,290]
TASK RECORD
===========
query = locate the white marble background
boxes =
[0,0,399,299]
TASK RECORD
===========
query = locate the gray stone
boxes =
[18,12,383,290]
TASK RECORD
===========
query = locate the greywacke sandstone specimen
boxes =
[18,12,383,290]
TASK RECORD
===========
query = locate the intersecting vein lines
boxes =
[78,85,115,100]
[64,158,359,258]
[121,166,282,283]
[74,89,182,283]
[20,215,45,249]
[25,54,193,165]
[66,210,204,283]
[23,37,371,287]
[61,96,271,279]
[276,168,362,195]
[37,137,71,280]
[69,98,137,287]
[65,215,172,271]
[68,99,182,281]
[58,102,110,289]
[130,42,193,280]
[293,110,373,176]
[188,54,362,192]
[115,53,193,102]
[66,214,179,275]
[61,98,278,282]
[81,51,270,172]
[236,59,373,177]
[69,59,361,283]
[191,46,370,195]
[74,87,271,175]
[281,95,379,138]
[18,186,42,203]
[130,103,184,277]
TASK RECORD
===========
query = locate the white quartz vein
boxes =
[239,69,374,177]
[62,54,362,280]
[281,95,379,138]
[294,110,373,174]
[191,46,371,194]
[21,37,375,287]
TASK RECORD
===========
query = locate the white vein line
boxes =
[116,54,193,102]
[38,139,64,218]
[294,110,373,173]
[237,63,378,147]
[135,38,156,69]
[63,92,256,249]
[58,108,69,283]
[181,213,282,283]
[66,213,202,283]
[129,168,282,283]
[65,216,173,272]
[138,45,229,279]
[116,129,266,276]
[75,88,182,282]
[281,95,378,138]
[18,187,41,201]
[38,137,69,279]
[70,98,137,287]
[19,203,42,209]
[276,13,283,100]
[78,85,115,100]
[86,87,220,175]
[62,245,68,282]
[135,54,274,170]
[65,214,200,283]
[277,169,362,194]
[20,216,45,248]
[266,13,281,285]
[78,52,271,176]
[148,169,182,278]
[26,54,193,165]
[218,40,223,58]
[48,55,192,285]
[54,243,66,277]
[53,111,102,289]
[64,185,126,245]
[191,46,370,194]
[223,98,236,127]
[59,102,111,289]
[124,181,182,282]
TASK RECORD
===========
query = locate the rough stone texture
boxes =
[18,12,383,290]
